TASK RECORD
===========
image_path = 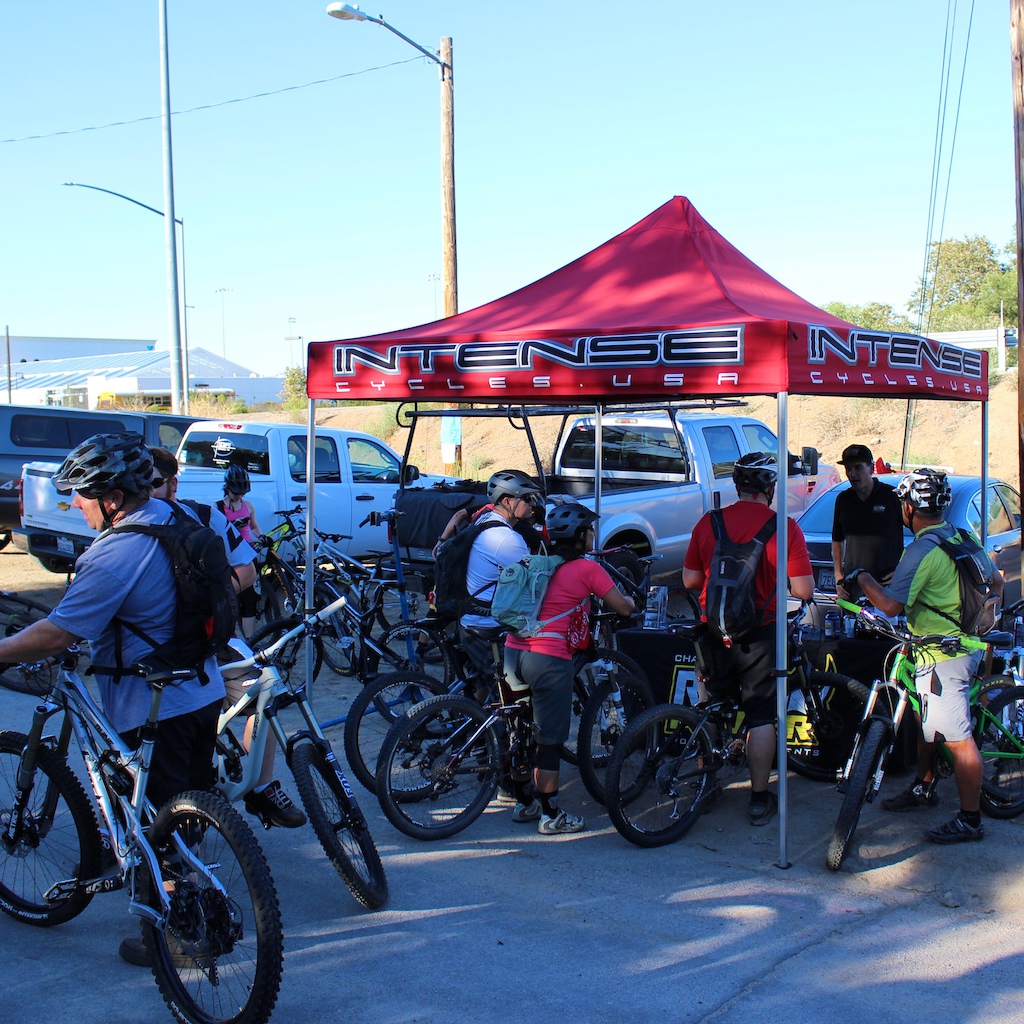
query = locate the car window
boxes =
[740,422,778,455]
[156,421,187,450]
[349,438,400,483]
[797,489,841,533]
[179,431,271,475]
[703,425,741,478]
[985,485,1013,535]
[996,484,1021,528]
[287,435,342,483]
[10,413,129,450]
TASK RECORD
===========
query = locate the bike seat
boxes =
[462,624,508,642]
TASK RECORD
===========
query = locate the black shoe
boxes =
[118,935,150,968]
[244,780,307,829]
[882,782,939,812]
[926,814,985,844]
[748,791,778,827]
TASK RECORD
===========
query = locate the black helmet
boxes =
[487,469,542,504]
[896,468,951,514]
[732,452,778,496]
[224,464,251,495]
[546,502,599,542]
[52,432,156,498]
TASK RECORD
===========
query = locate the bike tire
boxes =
[0,730,102,926]
[369,575,429,633]
[249,617,324,689]
[0,594,58,696]
[376,694,501,841]
[314,581,360,676]
[564,648,651,766]
[144,789,283,1024]
[576,669,656,805]
[786,671,870,783]
[344,671,448,793]
[290,742,389,909]
[605,703,716,848]
[369,622,454,684]
[826,718,890,871]
[977,685,1024,819]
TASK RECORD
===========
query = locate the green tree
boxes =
[280,366,307,407]
[821,301,916,333]
[907,234,1015,331]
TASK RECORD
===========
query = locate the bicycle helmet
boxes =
[224,463,251,495]
[52,432,157,498]
[545,502,599,542]
[487,469,542,504]
[732,452,778,496]
[895,468,951,514]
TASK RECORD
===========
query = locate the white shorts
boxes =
[916,650,981,743]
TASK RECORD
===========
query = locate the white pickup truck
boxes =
[393,407,839,583]
[19,420,452,573]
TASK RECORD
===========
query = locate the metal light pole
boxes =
[63,181,190,413]
[158,0,185,412]
[327,3,458,317]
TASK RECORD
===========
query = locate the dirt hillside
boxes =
[252,373,1020,488]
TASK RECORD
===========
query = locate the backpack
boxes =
[492,555,567,638]
[920,530,996,636]
[97,499,239,682]
[704,509,777,648]
[431,519,510,622]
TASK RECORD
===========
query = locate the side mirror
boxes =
[801,446,819,477]
[402,464,421,484]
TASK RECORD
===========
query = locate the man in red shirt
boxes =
[683,452,815,826]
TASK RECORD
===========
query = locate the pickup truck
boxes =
[393,406,838,584]
[19,419,452,573]
[2,404,203,553]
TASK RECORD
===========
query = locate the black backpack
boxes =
[704,509,777,648]
[98,499,239,682]
[920,530,996,636]
[431,519,510,622]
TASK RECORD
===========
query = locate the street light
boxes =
[327,3,458,317]
[63,181,191,413]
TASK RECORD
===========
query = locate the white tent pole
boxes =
[776,390,791,869]
[305,398,316,691]
[594,403,603,544]
[981,399,989,548]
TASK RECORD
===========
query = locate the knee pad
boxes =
[536,743,561,772]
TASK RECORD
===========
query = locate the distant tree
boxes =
[821,301,916,333]
[907,234,1017,331]
[280,366,307,407]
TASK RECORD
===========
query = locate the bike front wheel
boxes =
[249,616,324,689]
[376,694,501,841]
[0,730,102,926]
[369,622,454,684]
[787,671,869,783]
[576,668,656,805]
[977,685,1024,819]
[605,704,716,848]
[291,742,388,909]
[0,594,58,696]
[344,671,448,793]
[144,789,283,1024]
[826,718,890,871]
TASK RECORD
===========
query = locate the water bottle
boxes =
[1014,615,1024,651]
[824,611,839,639]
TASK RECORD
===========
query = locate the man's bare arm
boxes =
[0,619,80,663]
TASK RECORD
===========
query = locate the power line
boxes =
[1,57,421,145]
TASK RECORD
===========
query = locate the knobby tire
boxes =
[0,594,58,696]
[290,742,388,909]
[786,671,870,783]
[977,685,1024,819]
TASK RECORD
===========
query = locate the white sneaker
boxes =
[511,798,542,823]
[538,809,585,835]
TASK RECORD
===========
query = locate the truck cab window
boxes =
[702,425,741,478]
[287,437,341,482]
[179,431,271,475]
[349,438,400,483]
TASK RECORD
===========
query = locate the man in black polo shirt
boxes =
[832,443,904,601]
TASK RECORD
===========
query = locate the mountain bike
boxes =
[826,600,1024,871]
[215,614,388,910]
[0,647,283,1024]
[604,613,869,847]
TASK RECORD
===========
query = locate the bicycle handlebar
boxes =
[836,597,990,653]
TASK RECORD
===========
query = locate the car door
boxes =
[967,484,1021,605]
[992,484,1022,604]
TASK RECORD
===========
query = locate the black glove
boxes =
[840,568,864,587]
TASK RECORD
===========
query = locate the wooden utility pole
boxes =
[1013,0,1024,589]
[440,37,458,317]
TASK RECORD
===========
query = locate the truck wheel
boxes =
[602,549,643,588]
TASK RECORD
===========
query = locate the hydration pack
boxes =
[492,555,567,638]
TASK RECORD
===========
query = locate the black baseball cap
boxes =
[838,444,873,467]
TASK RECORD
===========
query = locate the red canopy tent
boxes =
[305,196,989,864]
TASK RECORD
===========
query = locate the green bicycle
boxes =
[826,599,1024,871]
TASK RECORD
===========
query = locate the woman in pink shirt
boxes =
[504,503,635,835]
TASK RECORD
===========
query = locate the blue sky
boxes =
[0,2,1013,377]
